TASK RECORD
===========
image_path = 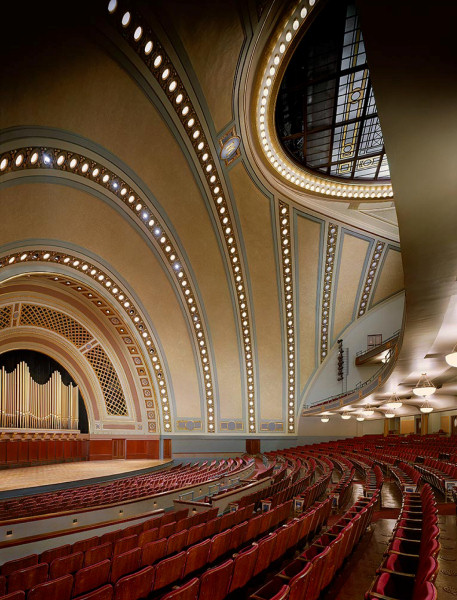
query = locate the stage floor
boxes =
[0,459,173,495]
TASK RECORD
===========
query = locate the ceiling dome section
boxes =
[275,0,390,181]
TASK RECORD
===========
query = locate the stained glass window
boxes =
[275,0,390,181]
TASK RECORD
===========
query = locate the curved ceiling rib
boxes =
[102,3,262,431]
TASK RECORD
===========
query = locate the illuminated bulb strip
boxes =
[0,249,167,430]
[278,201,296,432]
[254,0,394,200]
[107,4,258,432]
[320,223,338,361]
[357,241,385,317]
[0,146,214,431]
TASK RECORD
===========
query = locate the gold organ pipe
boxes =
[0,363,79,430]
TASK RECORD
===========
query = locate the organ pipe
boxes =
[0,362,79,430]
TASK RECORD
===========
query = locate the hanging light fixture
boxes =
[320,416,329,423]
[445,345,457,367]
[356,416,365,422]
[420,400,433,414]
[385,411,395,418]
[341,413,351,420]
[413,373,436,397]
[362,403,374,416]
[385,392,402,410]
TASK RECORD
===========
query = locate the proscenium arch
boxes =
[0,249,165,433]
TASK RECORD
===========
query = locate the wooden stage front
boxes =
[0,459,173,498]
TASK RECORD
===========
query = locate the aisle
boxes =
[320,480,401,600]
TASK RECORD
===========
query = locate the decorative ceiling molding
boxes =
[277,201,296,432]
[319,223,339,361]
[252,0,394,200]
[357,241,385,318]
[104,2,259,432]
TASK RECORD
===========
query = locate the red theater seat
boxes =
[113,536,138,556]
[1,555,38,577]
[250,579,290,600]
[113,567,154,600]
[50,552,84,579]
[140,538,167,567]
[160,577,199,600]
[8,563,48,593]
[167,530,188,555]
[152,551,186,591]
[39,545,71,565]
[253,533,277,576]
[228,544,258,593]
[182,538,211,578]
[73,538,100,554]
[74,584,113,600]
[138,528,158,547]
[28,574,73,600]
[208,530,231,563]
[186,524,206,547]
[110,548,141,584]
[198,559,234,600]
[73,559,111,597]
[84,543,112,567]
[0,593,26,600]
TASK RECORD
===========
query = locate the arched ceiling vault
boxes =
[2,0,439,438]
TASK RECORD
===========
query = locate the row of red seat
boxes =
[415,458,457,493]
[366,484,439,600]
[0,495,331,600]
[162,496,332,600]
[0,459,252,522]
[250,478,381,600]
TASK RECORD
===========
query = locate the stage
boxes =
[0,458,173,498]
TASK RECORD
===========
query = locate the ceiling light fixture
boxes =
[413,373,436,397]
[362,403,374,416]
[385,392,402,410]
[420,400,433,414]
[385,411,395,418]
[445,345,457,367]
[341,413,351,420]
[320,417,329,423]
[356,416,365,422]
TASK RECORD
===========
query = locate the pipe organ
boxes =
[0,362,79,430]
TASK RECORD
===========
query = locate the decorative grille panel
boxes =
[85,345,128,415]
[0,305,12,330]
[20,304,92,347]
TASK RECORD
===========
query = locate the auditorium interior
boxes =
[0,0,455,598]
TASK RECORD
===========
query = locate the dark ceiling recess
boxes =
[275,0,390,181]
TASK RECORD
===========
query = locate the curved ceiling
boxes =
[0,0,455,438]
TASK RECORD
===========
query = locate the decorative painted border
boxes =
[319,223,339,361]
[105,1,258,431]
[0,249,162,432]
[254,0,394,200]
[278,201,296,432]
[357,241,385,317]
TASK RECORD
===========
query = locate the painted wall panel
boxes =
[230,164,283,421]
[333,233,369,342]
[296,215,321,395]
[372,248,404,306]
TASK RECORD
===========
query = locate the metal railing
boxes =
[355,330,401,357]
[303,330,402,414]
